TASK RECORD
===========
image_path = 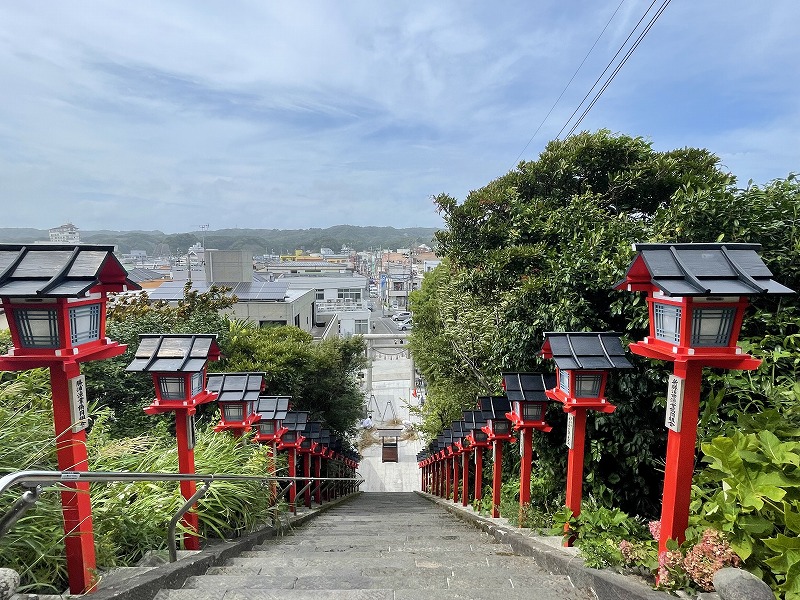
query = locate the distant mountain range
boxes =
[0,225,440,255]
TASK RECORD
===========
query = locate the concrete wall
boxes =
[226,289,315,332]
[205,250,252,283]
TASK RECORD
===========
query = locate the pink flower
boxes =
[648,520,661,540]
[682,529,741,592]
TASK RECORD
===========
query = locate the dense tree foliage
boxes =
[412,130,800,520]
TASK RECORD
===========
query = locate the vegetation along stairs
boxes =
[151,492,593,600]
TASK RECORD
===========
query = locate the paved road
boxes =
[154,493,594,600]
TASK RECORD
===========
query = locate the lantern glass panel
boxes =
[301,439,312,449]
[14,308,60,348]
[523,402,545,421]
[257,421,275,435]
[223,404,244,421]
[283,431,297,443]
[575,374,602,397]
[190,371,203,396]
[159,376,185,400]
[559,370,570,393]
[654,302,682,344]
[68,304,101,345]
[493,420,510,434]
[691,307,736,346]
[474,431,488,442]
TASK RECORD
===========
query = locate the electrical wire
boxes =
[564,0,671,138]
[555,0,664,140]
[513,0,628,165]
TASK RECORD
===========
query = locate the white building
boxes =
[49,223,80,243]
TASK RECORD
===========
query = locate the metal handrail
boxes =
[0,469,364,562]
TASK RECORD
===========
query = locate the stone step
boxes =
[154,590,395,600]
[95,566,156,589]
[181,572,584,592]
[151,493,593,600]
[155,589,577,600]
[210,553,542,574]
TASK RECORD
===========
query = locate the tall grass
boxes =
[0,370,286,593]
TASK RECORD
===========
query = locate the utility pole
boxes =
[199,224,209,265]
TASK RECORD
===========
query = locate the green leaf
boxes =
[785,502,800,534]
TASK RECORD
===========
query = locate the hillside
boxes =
[0,225,439,255]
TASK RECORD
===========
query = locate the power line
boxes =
[555,0,666,140]
[513,0,627,166]
[564,0,672,138]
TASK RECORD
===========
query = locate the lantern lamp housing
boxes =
[0,244,140,364]
[473,431,488,443]
[489,419,510,435]
[502,372,555,431]
[478,395,513,440]
[541,333,632,412]
[125,334,220,415]
[208,372,266,434]
[614,243,795,364]
[253,396,290,442]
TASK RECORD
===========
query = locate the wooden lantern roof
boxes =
[478,395,512,421]
[303,420,323,439]
[0,244,140,297]
[614,243,794,297]
[502,372,556,401]
[462,410,487,431]
[255,396,290,420]
[126,334,220,373]
[282,410,309,432]
[319,428,331,445]
[205,372,265,403]
[541,332,633,371]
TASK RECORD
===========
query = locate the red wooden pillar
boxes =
[462,450,470,506]
[519,428,533,509]
[50,361,97,594]
[564,409,587,545]
[453,453,460,503]
[659,360,703,552]
[445,457,451,499]
[303,453,312,508]
[474,447,483,501]
[174,407,200,550]
[288,448,297,513]
[492,440,503,518]
[314,455,322,504]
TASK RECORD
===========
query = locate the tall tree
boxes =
[416,130,742,515]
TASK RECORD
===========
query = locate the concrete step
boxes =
[152,493,592,600]
[154,590,395,600]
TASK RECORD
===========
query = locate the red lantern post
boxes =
[540,332,633,545]
[615,243,794,553]
[502,373,555,519]
[463,410,490,502]
[479,396,515,518]
[277,411,309,513]
[126,334,220,550]
[0,244,139,594]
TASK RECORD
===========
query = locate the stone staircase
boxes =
[151,493,592,600]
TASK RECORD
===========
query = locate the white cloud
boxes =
[0,0,798,232]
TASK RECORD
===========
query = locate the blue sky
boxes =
[1,1,798,233]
